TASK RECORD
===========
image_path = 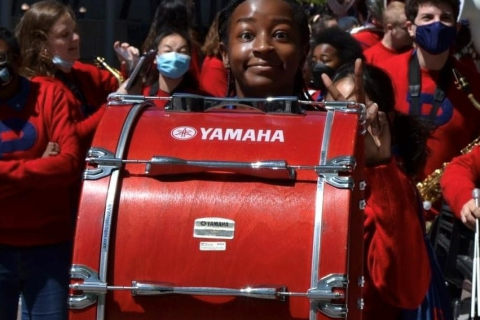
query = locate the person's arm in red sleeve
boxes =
[199,56,228,97]
[365,159,431,309]
[73,64,116,143]
[0,85,81,188]
[441,145,480,227]
[73,102,106,142]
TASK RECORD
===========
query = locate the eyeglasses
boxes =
[0,51,7,65]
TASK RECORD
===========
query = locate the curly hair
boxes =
[312,27,365,66]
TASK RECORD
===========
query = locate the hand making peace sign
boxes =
[321,59,392,166]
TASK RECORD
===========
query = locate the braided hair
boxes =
[218,0,312,99]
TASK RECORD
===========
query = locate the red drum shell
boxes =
[70,101,364,320]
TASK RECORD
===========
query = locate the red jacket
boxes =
[441,145,480,218]
[377,49,480,182]
[33,61,118,156]
[199,56,228,97]
[363,160,431,319]
[364,41,399,66]
[0,77,81,246]
[352,29,383,51]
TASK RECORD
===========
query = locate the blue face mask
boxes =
[156,52,191,79]
[415,21,457,55]
[52,55,74,69]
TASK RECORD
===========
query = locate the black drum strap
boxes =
[408,52,453,123]
[149,81,159,96]
[55,70,95,117]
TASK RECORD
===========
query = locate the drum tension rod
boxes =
[70,281,345,301]
[69,265,348,311]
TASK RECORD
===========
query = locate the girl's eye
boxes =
[273,31,288,40]
[239,32,254,41]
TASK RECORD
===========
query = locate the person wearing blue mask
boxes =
[15,0,122,158]
[377,0,480,218]
[118,28,204,107]
[15,0,125,252]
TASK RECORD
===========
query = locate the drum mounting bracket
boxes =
[309,273,348,318]
[84,147,122,180]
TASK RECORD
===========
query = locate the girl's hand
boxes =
[42,142,60,158]
[321,58,392,166]
[460,199,480,230]
[114,41,140,72]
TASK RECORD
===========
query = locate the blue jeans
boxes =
[0,242,72,320]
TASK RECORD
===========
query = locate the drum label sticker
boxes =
[171,126,197,140]
[194,218,235,239]
[199,242,226,251]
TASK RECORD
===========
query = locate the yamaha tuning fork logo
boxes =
[171,126,197,140]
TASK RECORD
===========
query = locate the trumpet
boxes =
[417,68,480,209]
[94,56,124,85]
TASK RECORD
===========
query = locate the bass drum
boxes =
[68,95,365,320]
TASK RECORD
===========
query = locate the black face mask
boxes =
[311,62,335,90]
[0,63,14,87]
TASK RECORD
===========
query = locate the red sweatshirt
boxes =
[364,41,400,66]
[199,56,228,97]
[33,61,118,156]
[0,76,81,246]
[363,159,431,320]
[352,29,383,51]
[441,145,480,219]
[378,49,480,182]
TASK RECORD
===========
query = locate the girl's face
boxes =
[48,14,80,63]
[312,43,341,70]
[157,33,190,55]
[221,0,307,98]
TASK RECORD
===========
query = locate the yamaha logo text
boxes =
[171,127,285,143]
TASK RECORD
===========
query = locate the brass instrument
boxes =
[417,69,480,209]
[452,69,480,111]
[94,56,124,85]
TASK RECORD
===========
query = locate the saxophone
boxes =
[417,68,480,209]
[94,56,124,85]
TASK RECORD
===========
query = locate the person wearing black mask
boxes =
[377,0,480,217]
[307,26,364,100]
[0,52,15,87]
[0,27,81,320]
